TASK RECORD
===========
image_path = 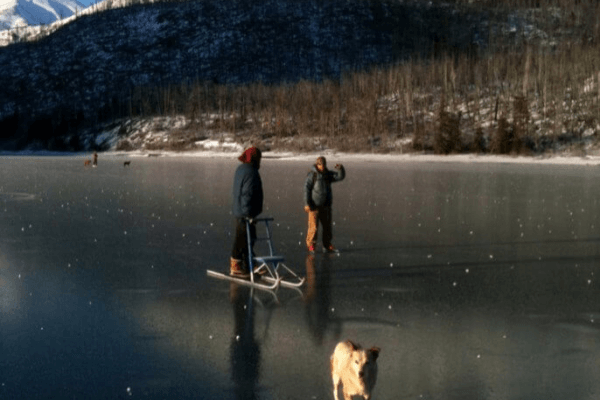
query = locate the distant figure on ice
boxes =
[230,146,264,277]
[93,152,98,167]
[304,156,345,253]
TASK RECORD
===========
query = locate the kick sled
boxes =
[207,217,305,291]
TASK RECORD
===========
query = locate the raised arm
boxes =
[331,164,345,182]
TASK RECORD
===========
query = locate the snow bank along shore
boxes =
[98,148,600,166]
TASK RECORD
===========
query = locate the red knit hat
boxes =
[238,146,261,163]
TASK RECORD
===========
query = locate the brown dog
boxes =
[331,340,380,400]
[84,160,91,166]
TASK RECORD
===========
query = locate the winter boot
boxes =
[324,244,339,253]
[230,257,249,278]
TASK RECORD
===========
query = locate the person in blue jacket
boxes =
[304,156,345,253]
[230,146,263,276]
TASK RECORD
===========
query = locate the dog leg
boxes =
[342,390,354,400]
[332,373,341,400]
[332,358,341,400]
[332,378,341,400]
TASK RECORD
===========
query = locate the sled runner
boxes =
[207,217,305,291]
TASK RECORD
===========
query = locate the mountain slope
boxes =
[0,0,84,30]
[0,0,532,151]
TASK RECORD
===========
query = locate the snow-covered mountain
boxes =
[0,0,590,153]
[0,0,85,30]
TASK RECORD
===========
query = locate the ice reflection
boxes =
[303,253,340,345]
[0,254,20,318]
[229,283,261,400]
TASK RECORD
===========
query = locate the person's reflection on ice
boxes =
[229,282,260,400]
[304,253,341,345]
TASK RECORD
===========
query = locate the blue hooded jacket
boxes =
[232,162,263,218]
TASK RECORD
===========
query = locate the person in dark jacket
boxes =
[230,146,263,276]
[304,156,345,253]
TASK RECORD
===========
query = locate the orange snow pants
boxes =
[306,206,332,249]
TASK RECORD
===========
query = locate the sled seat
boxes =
[254,255,285,265]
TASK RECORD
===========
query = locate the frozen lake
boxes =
[1,155,600,400]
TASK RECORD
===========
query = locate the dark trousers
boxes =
[231,218,256,267]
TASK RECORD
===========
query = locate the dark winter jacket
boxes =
[232,162,263,218]
[304,164,345,208]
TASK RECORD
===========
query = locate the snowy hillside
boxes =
[0,0,597,154]
[0,0,84,30]
[0,0,162,46]
[0,0,491,148]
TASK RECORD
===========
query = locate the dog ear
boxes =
[369,347,380,360]
[346,340,360,350]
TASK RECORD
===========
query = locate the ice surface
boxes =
[1,156,600,399]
